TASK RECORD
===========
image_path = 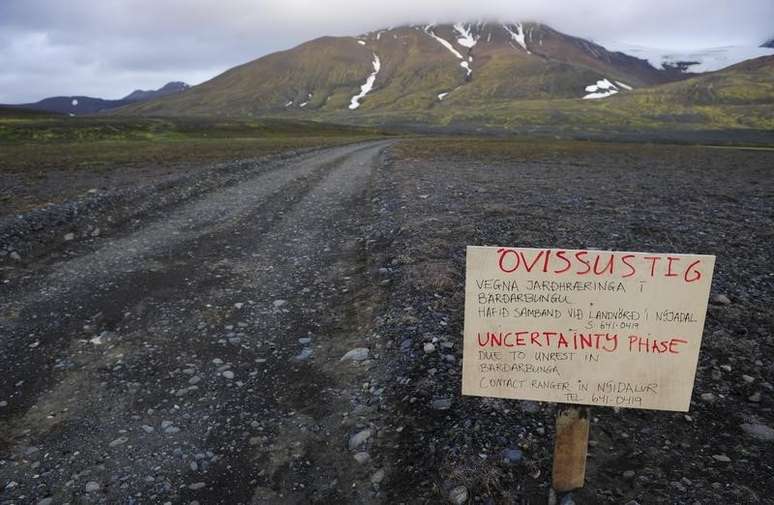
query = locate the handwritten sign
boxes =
[462,246,715,412]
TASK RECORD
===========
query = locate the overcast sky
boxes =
[1,0,772,103]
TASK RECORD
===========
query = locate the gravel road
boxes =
[1,141,396,505]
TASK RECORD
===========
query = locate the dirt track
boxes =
[1,139,773,505]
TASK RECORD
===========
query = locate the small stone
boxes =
[448,485,469,504]
[273,299,287,308]
[9,251,21,261]
[353,452,370,464]
[423,343,436,353]
[222,371,235,379]
[109,436,128,447]
[748,392,761,402]
[742,374,755,383]
[85,481,101,492]
[700,392,715,402]
[189,482,206,490]
[623,470,636,480]
[370,469,385,484]
[188,376,201,385]
[190,461,199,471]
[432,398,452,410]
[712,454,731,463]
[0,401,7,407]
[37,498,53,505]
[64,232,75,241]
[298,337,312,345]
[501,448,523,464]
[340,348,369,362]
[521,401,540,413]
[711,294,732,305]
[560,494,575,505]
[234,302,244,309]
[141,425,154,433]
[348,429,372,450]
[624,501,640,505]
[740,423,774,441]
[293,348,313,361]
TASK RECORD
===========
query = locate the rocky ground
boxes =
[1,138,773,505]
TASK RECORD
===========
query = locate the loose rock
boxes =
[711,293,732,305]
[448,485,468,504]
[348,429,372,450]
[353,452,371,464]
[432,398,452,410]
[740,423,774,441]
[340,348,369,362]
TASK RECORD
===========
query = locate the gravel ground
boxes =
[370,140,774,505]
[1,138,773,505]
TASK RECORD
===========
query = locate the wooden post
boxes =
[552,406,590,493]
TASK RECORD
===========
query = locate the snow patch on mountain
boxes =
[503,23,529,53]
[583,78,627,99]
[424,25,474,77]
[600,41,774,73]
[349,54,381,110]
[453,23,477,48]
[357,40,366,46]
[438,92,449,100]
[424,25,464,59]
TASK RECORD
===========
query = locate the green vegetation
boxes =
[0,113,386,174]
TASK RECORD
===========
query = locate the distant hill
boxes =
[763,38,774,49]
[620,55,774,106]
[5,82,189,115]
[123,81,190,101]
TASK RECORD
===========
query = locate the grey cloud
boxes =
[1,0,772,103]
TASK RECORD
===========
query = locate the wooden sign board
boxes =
[462,246,715,412]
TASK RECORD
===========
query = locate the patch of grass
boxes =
[0,116,387,175]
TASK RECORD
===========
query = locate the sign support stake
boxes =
[552,406,590,493]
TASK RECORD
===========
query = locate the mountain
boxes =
[123,81,190,101]
[763,38,774,49]
[118,22,689,117]
[114,23,774,136]
[7,81,189,115]
[11,96,136,115]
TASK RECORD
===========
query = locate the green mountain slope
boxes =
[116,23,774,136]
[119,22,685,117]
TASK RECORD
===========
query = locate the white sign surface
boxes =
[462,246,715,412]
